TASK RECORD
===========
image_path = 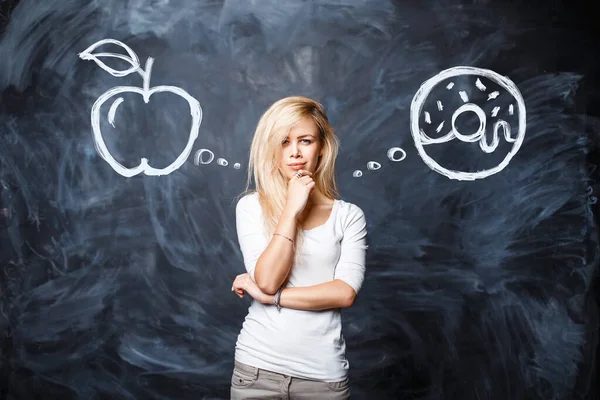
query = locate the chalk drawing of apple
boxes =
[79,38,203,177]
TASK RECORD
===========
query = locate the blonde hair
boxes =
[240,96,340,245]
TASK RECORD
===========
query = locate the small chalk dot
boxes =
[367,161,381,171]
[387,147,406,162]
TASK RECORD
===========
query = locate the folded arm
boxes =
[236,196,368,309]
[236,194,297,295]
[261,279,356,311]
[256,205,368,312]
[253,210,297,294]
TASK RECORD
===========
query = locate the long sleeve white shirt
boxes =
[234,192,368,382]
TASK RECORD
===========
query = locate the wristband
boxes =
[273,286,283,312]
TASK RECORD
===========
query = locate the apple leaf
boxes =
[79,38,141,77]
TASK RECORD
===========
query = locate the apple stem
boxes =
[140,57,155,103]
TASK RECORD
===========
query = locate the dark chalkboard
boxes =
[1,0,599,399]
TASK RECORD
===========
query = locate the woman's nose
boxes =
[290,144,300,157]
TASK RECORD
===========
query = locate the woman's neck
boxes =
[307,190,332,206]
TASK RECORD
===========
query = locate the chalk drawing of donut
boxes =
[410,66,526,181]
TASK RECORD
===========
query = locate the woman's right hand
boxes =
[284,170,315,217]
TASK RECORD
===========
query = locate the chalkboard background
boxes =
[1,0,599,399]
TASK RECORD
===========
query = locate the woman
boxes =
[231,96,368,399]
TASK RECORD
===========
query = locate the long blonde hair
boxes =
[241,96,340,245]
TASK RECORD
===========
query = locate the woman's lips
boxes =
[289,164,305,171]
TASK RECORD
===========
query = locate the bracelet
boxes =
[273,286,283,312]
[273,233,295,249]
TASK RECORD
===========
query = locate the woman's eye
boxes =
[282,139,311,145]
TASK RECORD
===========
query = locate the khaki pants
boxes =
[230,360,351,399]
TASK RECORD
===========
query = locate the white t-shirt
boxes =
[234,192,368,382]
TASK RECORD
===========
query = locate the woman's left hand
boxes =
[232,273,273,304]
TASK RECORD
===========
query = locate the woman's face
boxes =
[279,117,323,180]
